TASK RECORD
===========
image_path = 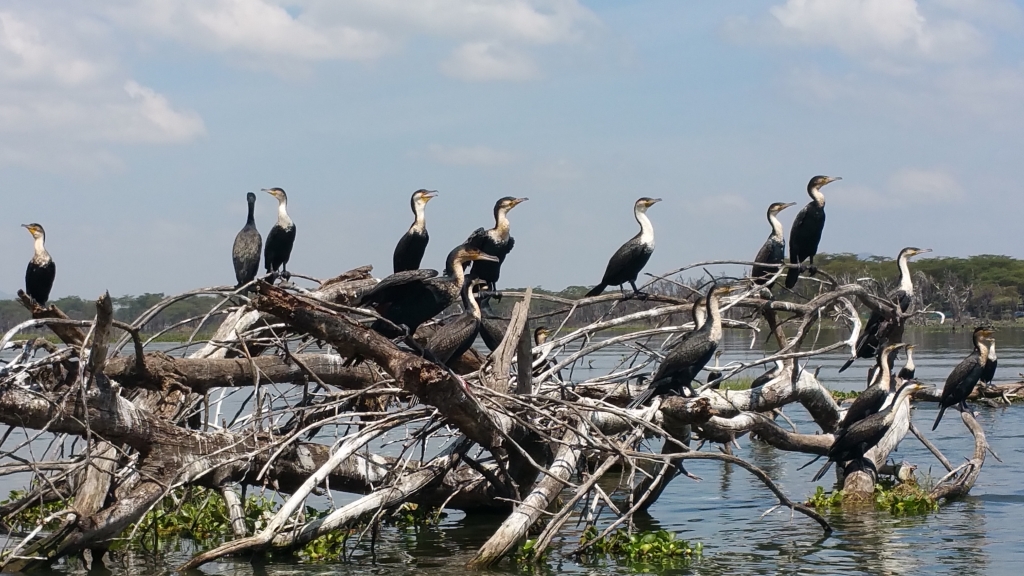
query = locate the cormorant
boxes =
[478,295,509,352]
[532,326,558,377]
[750,360,784,389]
[785,175,841,289]
[932,327,994,430]
[463,196,528,290]
[811,380,926,482]
[839,247,931,372]
[356,245,499,339]
[838,343,906,430]
[751,202,797,286]
[706,350,724,389]
[393,189,438,273]
[22,223,55,306]
[232,192,263,289]
[263,187,296,281]
[897,344,916,381]
[629,283,737,407]
[980,339,997,386]
[426,279,485,366]
[586,197,661,298]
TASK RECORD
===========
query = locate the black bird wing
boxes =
[357,269,438,306]
[393,230,429,273]
[233,225,263,286]
[465,228,514,284]
[751,237,784,283]
[25,261,56,305]
[750,365,780,388]
[427,316,481,365]
[479,316,508,352]
[599,236,653,287]
[788,203,825,265]
[838,384,888,428]
[653,336,717,385]
[828,412,888,463]
[264,224,296,272]
[939,351,983,409]
[980,358,997,384]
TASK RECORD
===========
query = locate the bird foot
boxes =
[806,265,819,276]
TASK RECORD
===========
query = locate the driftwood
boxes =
[0,263,997,572]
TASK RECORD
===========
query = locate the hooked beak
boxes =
[649,198,663,205]
[783,202,798,209]
[512,197,529,206]
[472,252,500,263]
[826,176,842,185]
[917,248,933,255]
[423,190,438,201]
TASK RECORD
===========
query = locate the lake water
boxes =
[2,326,1023,575]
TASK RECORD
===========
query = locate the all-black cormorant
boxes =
[356,245,499,339]
[586,197,661,298]
[628,283,737,407]
[751,202,797,286]
[811,380,925,482]
[426,279,485,366]
[232,192,263,289]
[980,339,997,386]
[22,223,55,306]
[785,175,841,289]
[932,327,994,430]
[838,343,906,430]
[897,344,916,381]
[263,187,296,281]
[393,189,437,273]
[839,247,931,372]
[463,196,528,290]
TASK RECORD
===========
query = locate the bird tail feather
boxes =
[838,357,856,373]
[811,459,834,482]
[932,405,947,431]
[785,267,800,289]
[585,283,607,298]
[628,387,655,409]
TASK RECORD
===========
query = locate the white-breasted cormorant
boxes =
[586,197,661,298]
[980,339,997,385]
[932,327,994,430]
[22,223,55,306]
[356,245,498,339]
[426,279,485,366]
[811,381,925,482]
[839,247,931,372]
[838,343,906,430]
[751,201,796,286]
[263,187,296,281]
[232,192,263,289]
[393,189,437,273]
[706,350,724,389]
[628,283,737,407]
[785,175,841,289]
[897,344,916,381]
[463,196,528,290]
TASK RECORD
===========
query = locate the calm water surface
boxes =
[2,326,1023,575]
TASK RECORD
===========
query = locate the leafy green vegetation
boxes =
[579,526,702,567]
[830,389,861,402]
[0,491,70,532]
[806,481,937,516]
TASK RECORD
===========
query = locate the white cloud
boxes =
[425,144,517,166]
[441,42,539,81]
[887,168,962,203]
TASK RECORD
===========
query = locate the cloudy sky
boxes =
[1,0,1022,299]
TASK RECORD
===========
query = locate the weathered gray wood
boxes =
[515,288,533,395]
[489,288,531,393]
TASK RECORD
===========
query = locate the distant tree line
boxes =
[0,294,224,334]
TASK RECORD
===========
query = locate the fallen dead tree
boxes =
[0,264,997,572]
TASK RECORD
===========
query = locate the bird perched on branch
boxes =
[839,247,931,373]
[838,343,906,430]
[933,327,995,430]
[393,189,437,273]
[22,223,55,306]
[751,201,796,287]
[785,175,841,289]
[232,192,262,290]
[979,339,997,386]
[426,279,486,367]
[586,197,661,298]
[897,344,917,381]
[811,380,926,482]
[462,196,528,291]
[263,187,296,281]
[629,283,738,407]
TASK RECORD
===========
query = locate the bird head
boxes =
[768,201,797,215]
[456,246,499,264]
[21,223,45,241]
[635,197,662,213]
[899,247,932,260]
[246,192,257,204]
[534,326,551,345]
[412,189,438,208]
[262,187,288,203]
[808,175,841,191]
[494,196,528,217]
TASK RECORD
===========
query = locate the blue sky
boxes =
[1,0,1022,298]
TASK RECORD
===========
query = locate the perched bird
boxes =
[22,223,56,306]
[232,192,263,290]
[811,381,926,482]
[463,196,528,291]
[532,326,559,377]
[933,327,995,430]
[586,197,661,298]
[751,202,797,287]
[393,189,438,273]
[263,187,296,281]
[706,350,724,389]
[477,291,509,352]
[839,247,931,373]
[979,339,997,386]
[750,360,784,389]
[785,175,841,289]
[426,279,486,366]
[897,344,917,381]
[838,343,906,430]
[356,245,498,340]
[629,283,737,407]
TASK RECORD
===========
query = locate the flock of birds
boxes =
[16,176,1000,482]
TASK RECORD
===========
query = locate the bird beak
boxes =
[826,176,842,184]
[261,188,273,195]
[424,190,438,201]
[784,202,797,209]
[649,198,663,206]
[918,248,933,255]
[513,197,529,206]
[472,253,500,263]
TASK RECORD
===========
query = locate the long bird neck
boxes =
[464,288,482,320]
[276,198,293,229]
[246,199,256,226]
[410,201,427,233]
[635,207,654,245]
[977,341,990,365]
[886,384,918,422]
[897,254,914,293]
[904,349,915,371]
[807,185,826,207]
[703,293,723,341]
[493,209,511,240]
[767,211,784,239]
[988,342,997,361]
[32,236,50,263]
[693,305,707,330]
[880,357,893,391]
